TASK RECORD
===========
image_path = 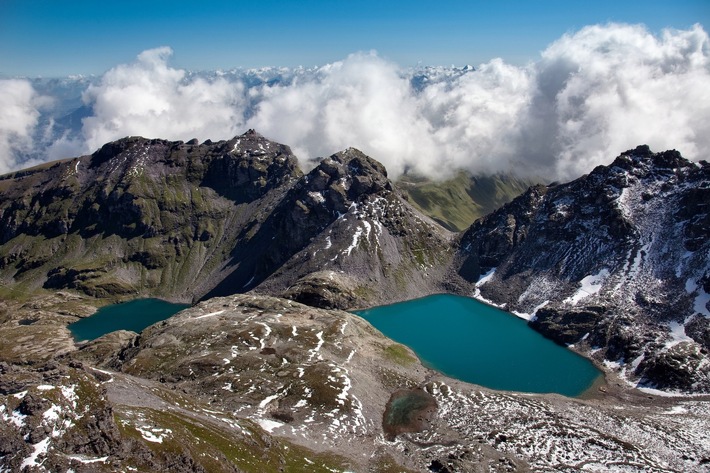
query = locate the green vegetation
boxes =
[116,408,353,473]
[383,343,417,366]
[371,453,421,473]
[397,170,538,231]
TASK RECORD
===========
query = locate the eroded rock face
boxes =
[456,146,710,392]
[281,271,359,309]
[210,147,453,308]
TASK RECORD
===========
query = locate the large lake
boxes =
[69,298,189,342]
[355,294,601,397]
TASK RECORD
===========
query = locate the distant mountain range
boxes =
[0,133,708,394]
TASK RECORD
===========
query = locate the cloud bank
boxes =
[3,23,709,181]
[47,47,246,159]
[0,79,51,173]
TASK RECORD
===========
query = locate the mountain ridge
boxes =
[456,145,710,391]
[1,137,710,472]
[1,136,708,394]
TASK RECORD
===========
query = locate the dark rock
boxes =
[686,315,710,352]
[428,459,452,473]
[530,307,606,346]
[637,343,708,391]
[454,146,710,393]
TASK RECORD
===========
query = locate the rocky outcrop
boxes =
[0,133,451,309]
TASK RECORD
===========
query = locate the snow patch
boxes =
[513,300,549,321]
[344,226,364,256]
[259,393,280,409]
[564,269,609,305]
[667,320,693,348]
[195,310,225,319]
[136,426,171,443]
[476,267,496,287]
[43,404,62,422]
[0,405,27,428]
[686,278,710,317]
[256,418,284,433]
[67,455,109,464]
[308,331,325,362]
[60,385,78,409]
[20,437,51,469]
[308,191,326,204]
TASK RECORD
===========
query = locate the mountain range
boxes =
[0,132,709,472]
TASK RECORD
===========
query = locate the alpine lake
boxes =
[69,294,601,397]
[68,298,189,342]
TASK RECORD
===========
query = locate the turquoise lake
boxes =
[69,298,189,342]
[355,294,602,397]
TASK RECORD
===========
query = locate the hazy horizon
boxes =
[1,0,709,182]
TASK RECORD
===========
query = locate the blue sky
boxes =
[1,0,708,77]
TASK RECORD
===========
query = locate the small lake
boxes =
[355,294,601,397]
[69,298,189,342]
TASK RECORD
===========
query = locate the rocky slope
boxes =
[2,135,709,394]
[1,293,709,472]
[456,145,710,392]
[0,131,450,308]
[249,148,452,308]
[0,130,301,302]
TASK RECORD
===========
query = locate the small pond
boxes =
[355,294,602,397]
[69,298,189,342]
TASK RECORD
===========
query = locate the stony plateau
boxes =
[0,133,709,472]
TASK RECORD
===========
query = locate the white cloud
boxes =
[246,23,710,180]
[0,79,50,173]
[14,24,710,181]
[517,23,710,179]
[414,58,532,177]
[79,46,247,153]
[246,52,432,176]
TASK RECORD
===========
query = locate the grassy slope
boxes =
[396,171,539,232]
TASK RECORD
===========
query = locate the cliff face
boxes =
[456,146,710,392]
[246,148,453,308]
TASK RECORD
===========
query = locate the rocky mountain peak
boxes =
[613,144,691,171]
[298,148,392,217]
